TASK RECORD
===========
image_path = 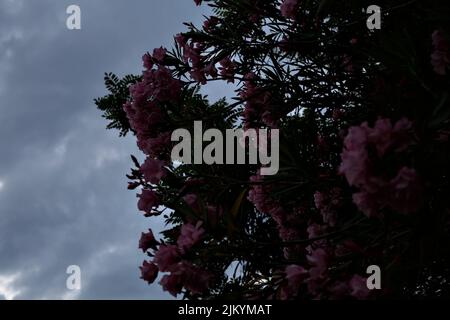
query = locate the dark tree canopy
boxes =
[96,0,450,299]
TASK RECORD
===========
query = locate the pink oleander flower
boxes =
[280,0,299,19]
[142,53,153,70]
[349,275,370,299]
[149,66,182,102]
[153,47,166,62]
[352,191,379,218]
[204,62,218,78]
[340,118,418,217]
[153,245,180,272]
[285,265,307,294]
[182,43,201,65]
[389,166,422,214]
[183,193,200,212]
[177,221,205,253]
[307,223,326,239]
[140,158,167,184]
[203,16,219,31]
[367,118,413,157]
[339,126,370,187]
[190,67,207,84]
[170,261,212,295]
[431,30,450,75]
[314,191,326,210]
[270,206,287,227]
[144,132,171,158]
[219,57,235,83]
[307,247,329,280]
[328,280,350,299]
[127,104,164,135]
[175,33,186,47]
[368,118,394,157]
[313,190,341,226]
[392,117,413,152]
[139,229,158,252]
[137,189,160,214]
[140,261,159,284]
[278,225,301,242]
[159,273,183,297]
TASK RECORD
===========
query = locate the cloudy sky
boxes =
[0,0,214,300]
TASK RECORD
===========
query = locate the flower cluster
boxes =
[140,222,212,297]
[124,47,181,165]
[313,189,342,227]
[240,73,277,128]
[339,118,422,217]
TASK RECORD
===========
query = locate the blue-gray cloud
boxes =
[0,0,209,299]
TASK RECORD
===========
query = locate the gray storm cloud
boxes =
[0,0,208,299]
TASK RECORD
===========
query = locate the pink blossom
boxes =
[368,118,393,157]
[140,158,167,184]
[352,191,379,218]
[278,226,301,242]
[219,57,235,83]
[389,166,422,214]
[343,125,368,150]
[153,245,180,272]
[153,47,166,62]
[314,191,326,210]
[307,223,326,239]
[183,43,202,65]
[280,0,298,19]
[144,132,171,158]
[159,273,183,297]
[203,16,219,31]
[170,261,212,295]
[175,33,186,47]
[140,261,159,284]
[431,30,450,75]
[139,229,158,252]
[349,275,370,299]
[183,193,200,212]
[137,189,160,213]
[307,247,329,280]
[392,117,413,153]
[340,118,417,217]
[177,222,205,253]
[328,281,350,299]
[339,128,369,187]
[142,53,153,70]
[204,62,218,78]
[313,190,340,226]
[149,67,182,102]
[366,118,412,157]
[285,265,307,294]
[190,67,207,84]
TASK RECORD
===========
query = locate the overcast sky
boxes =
[0,0,214,300]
